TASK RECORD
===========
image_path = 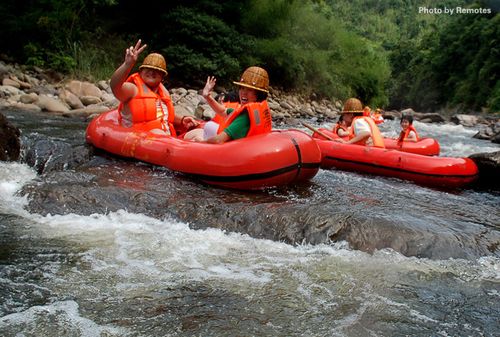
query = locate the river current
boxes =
[1,110,499,336]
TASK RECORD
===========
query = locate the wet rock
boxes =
[469,151,500,189]
[10,102,42,112]
[401,108,415,115]
[0,111,20,161]
[473,124,496,140]
[474,121,500,143]
[20,157,500,261]
[492,132,500,144]
[382,110,400,120]
[413,112,446,123]
[451,114,478,127]
[21,134,94,174]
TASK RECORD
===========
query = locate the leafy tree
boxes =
[404,2,499,112]
[0,0,497,112]
[240,0,390,105]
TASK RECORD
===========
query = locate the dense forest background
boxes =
[0,0,498,112]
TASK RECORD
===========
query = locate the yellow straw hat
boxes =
[341,98,364,113]
[139,53,167,75]
[233,66,269,93]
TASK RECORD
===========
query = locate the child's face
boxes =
[238,87,258,104]
[401,119,410,130]
[343,113,354,124]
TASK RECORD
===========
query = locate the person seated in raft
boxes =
[371,108,385,124]
[185,66,272,144]
[362,106,385,125]
[398,114,419,143]
[110,39,198,135]
[334,98,385,147]
[333,114,350,137]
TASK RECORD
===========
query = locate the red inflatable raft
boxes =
[86,110,321,190]
[313,139,478,188]
[312,128,440,156]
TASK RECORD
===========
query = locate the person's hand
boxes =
[334,138,347,144]
[202,76,216,98]
[124,39,147,66]
[181,116,199,130]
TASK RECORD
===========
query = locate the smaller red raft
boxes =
[313,128,440,156]
[314,138,478,189]
[86,110,321,190]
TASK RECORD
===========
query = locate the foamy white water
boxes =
[1,142,499,336]
[380,119,500,157]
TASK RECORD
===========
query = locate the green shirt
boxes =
[223,108,250,140]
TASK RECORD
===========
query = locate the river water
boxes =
[1,111,499,336]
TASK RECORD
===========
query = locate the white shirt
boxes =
[352,118,373,146]
[203,121,219,139]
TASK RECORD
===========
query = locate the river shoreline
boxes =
[1,60,499,134]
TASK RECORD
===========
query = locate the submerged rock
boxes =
[21,156,500,260]
[469,150,500,189]
[21,134,94,174]
[0,111,20,161]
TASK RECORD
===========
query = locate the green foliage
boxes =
[155,6,251,87]
[487,81,500,112]
[69,41,120,81]
[0,0,498,113]
[240,0,391,105]
[400,2,499,112]
[0,0,115,74]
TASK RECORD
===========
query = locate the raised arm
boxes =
[201,76,227,117]
[110,40,147,103]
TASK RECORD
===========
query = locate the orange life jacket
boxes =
[372,113,384,124]
[119,73,176,135]
[333,123,348,136]
[224,102,240,110]
[212,102,241,125]
[398,125,419,142]
[349,116,385,148]
[217,100,272,137]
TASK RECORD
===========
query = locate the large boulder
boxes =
[37,94,70,113]
[22,134,94,174]
[413,112,446,123]
[59,88,85,109]
[469,151,500,189]
[451,114,479,127]
[0,111,20,161]
[65,80,102,99]
[473,121,500,143]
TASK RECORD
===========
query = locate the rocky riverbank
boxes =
[1,60,499,134]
